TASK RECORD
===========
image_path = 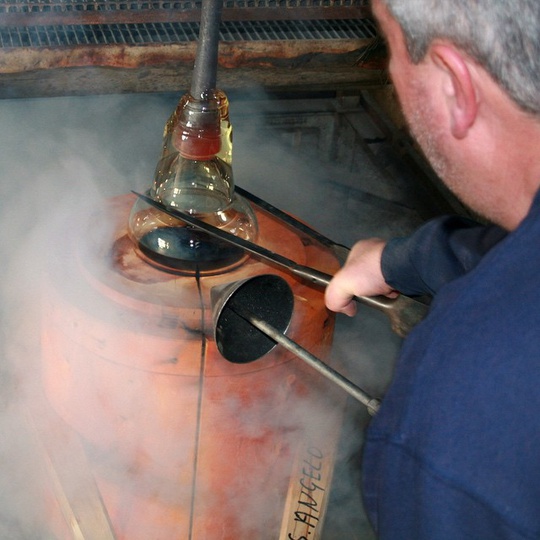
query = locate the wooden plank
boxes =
[26,408,118,540]
[279,441,340,540]
[0,38,387,97]
[0,65,387,98]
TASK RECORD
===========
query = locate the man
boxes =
[325,0,540,538]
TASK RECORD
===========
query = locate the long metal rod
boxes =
[132,190,344,289]
[191,0,223,97]
[235,184,351,263]
[132,191,428,337]
[232,305,380,416]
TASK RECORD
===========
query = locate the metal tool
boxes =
[235,184,351,264]
[132,191,428,337]
[211,274,380,415]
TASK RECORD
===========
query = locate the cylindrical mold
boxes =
[41,193,344,539]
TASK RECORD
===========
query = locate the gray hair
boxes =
[381,0,540,115]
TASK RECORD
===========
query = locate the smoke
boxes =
[205,94,417,539]
[0,94,171,538]
[0,91,411,539]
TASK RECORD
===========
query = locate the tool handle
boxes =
[292,264,428,338]
[239,308,380,416]
[291,264,389,306]
[234,186,430,336]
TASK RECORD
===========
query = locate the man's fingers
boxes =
[325,283,357,316]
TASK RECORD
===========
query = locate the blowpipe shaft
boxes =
[191,0,223,97]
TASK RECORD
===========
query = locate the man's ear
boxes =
[429,43,478,139]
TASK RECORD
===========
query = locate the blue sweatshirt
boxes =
[382,216,506,296]
[363,193,540,539]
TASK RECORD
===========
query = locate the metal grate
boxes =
[0,17,377,47]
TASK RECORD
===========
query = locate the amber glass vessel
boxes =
[128,90,258,275]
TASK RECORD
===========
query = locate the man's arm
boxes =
[325,216,506,316]
[382,216,507,296]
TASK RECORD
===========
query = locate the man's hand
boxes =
[325,238,398,317]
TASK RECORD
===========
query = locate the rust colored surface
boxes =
[0,43,197,73]
[41,193,343,539]
[0,41,386,97]
[0,39,371,72]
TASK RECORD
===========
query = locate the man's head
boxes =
[380,0,540,116]
[372,0,540,229]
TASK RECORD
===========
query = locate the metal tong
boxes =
[132,190,429,337]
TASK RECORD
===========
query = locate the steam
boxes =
[0,92,410,539]
[0,94,168,538]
